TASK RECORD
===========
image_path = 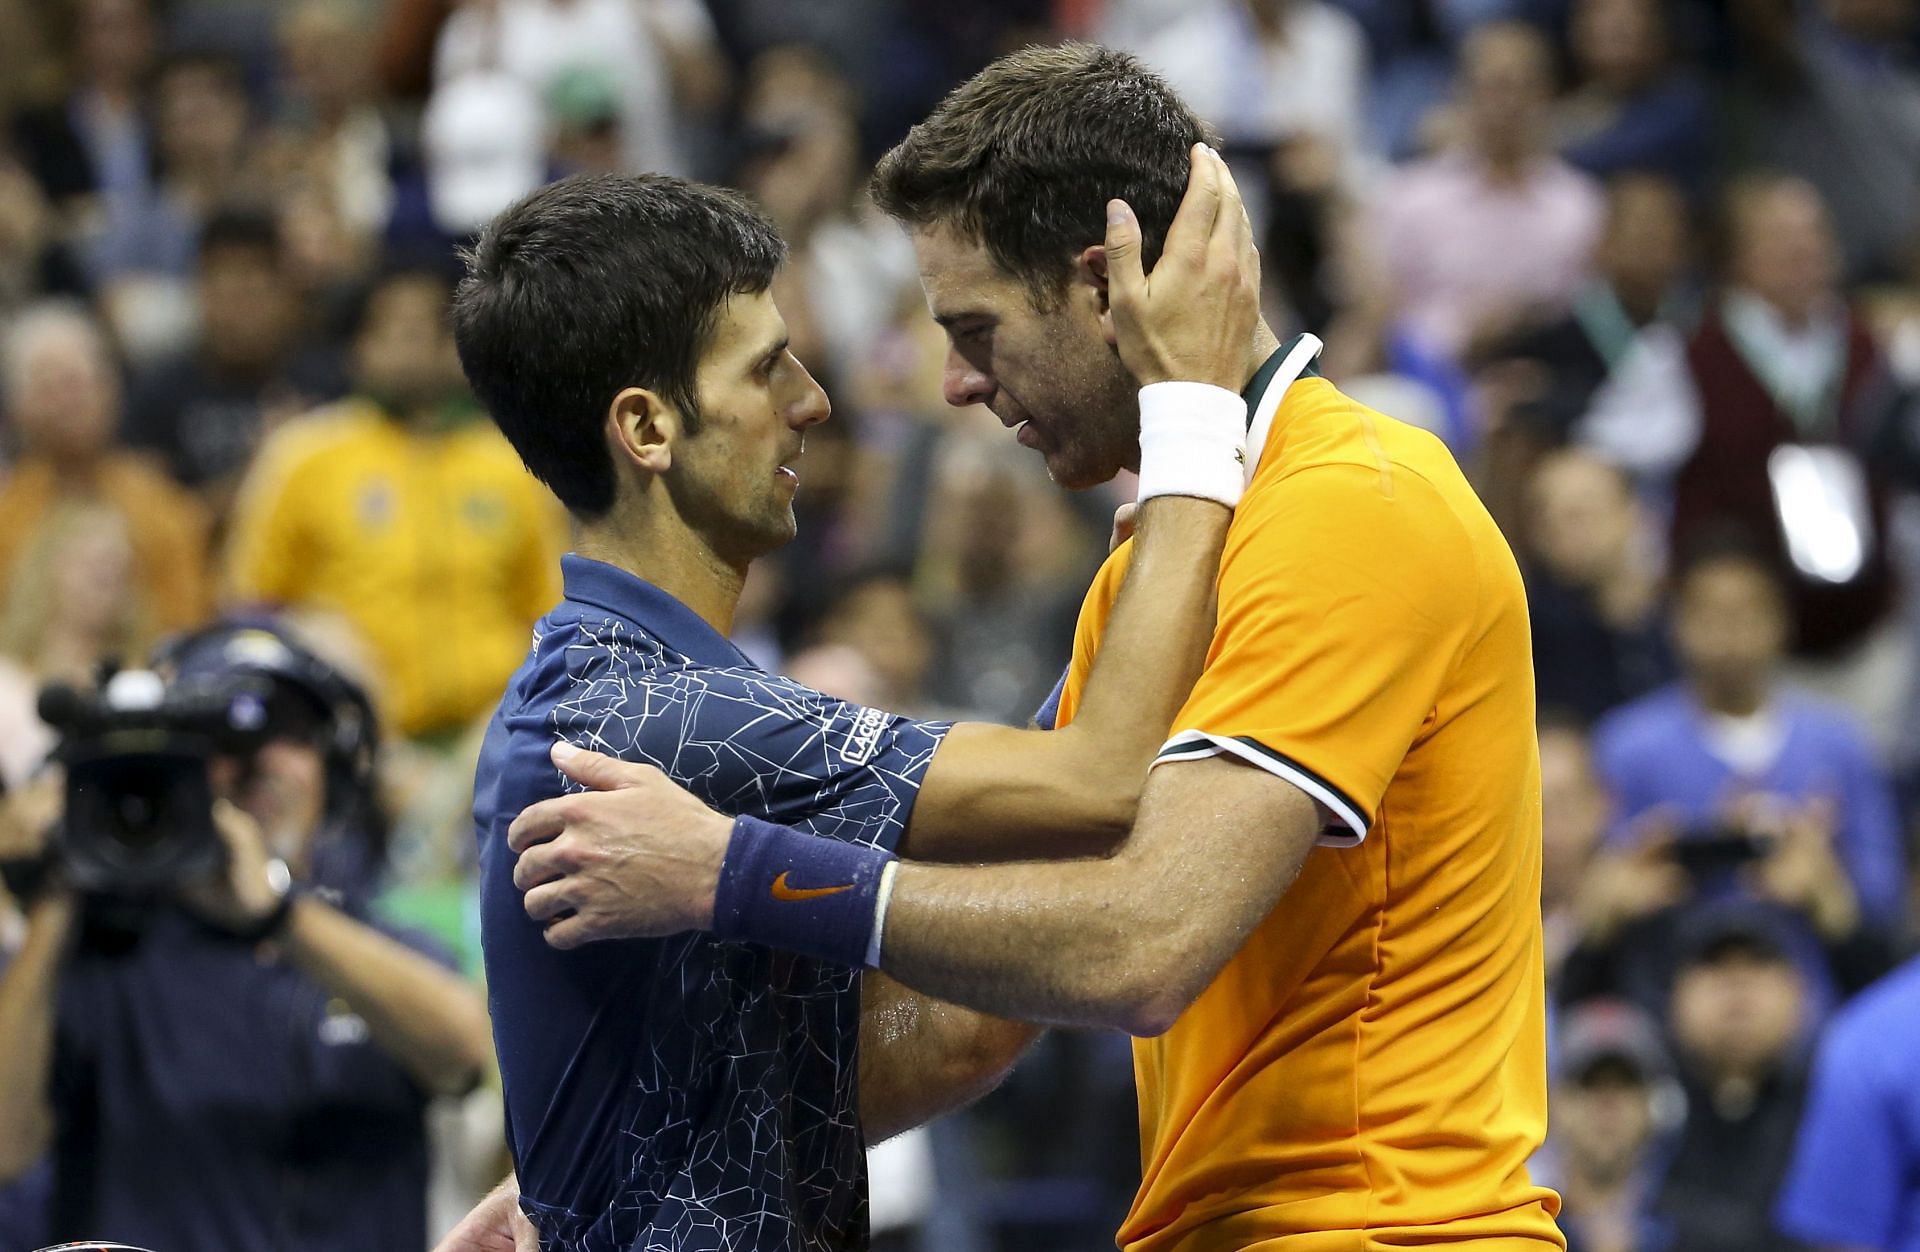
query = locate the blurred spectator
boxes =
[0,148,89,320]
[0,619,493,1252]
[9,0,158,210]
[1337,21,1604,372]
[1487,172,1692,448]
[1584,176,1903,706]
[1652,903,1813,1252]
[123,207,345,504]
[1555,0,1711,190]
[734,48,917,384]
[1721,0,1920,283]
[0,301,212,629]
[0,503,148,789]
[1113,0,1376,203]
[1775,955,1920,1250]
[268,0,398,249]
[545,66,626,178]
[89,51,266,362]
[223,266,564,739]
[1539,713,1616,988]
[1593,538,1905,938]
[808,568,941,717]
[415,67,548,241]
[1546,1000,1678,1252]
[431,0,729,182]
[1525,451,1674,725]
[1476,173,1692,530]
[0,0,62,125]
[916,437,1094,725]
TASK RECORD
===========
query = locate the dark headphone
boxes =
[151,616,387,892]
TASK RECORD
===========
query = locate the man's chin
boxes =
[1042,447,1123,492]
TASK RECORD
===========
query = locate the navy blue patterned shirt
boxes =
[474,556,949,1252]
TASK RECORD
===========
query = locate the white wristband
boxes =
[864,859,900,968]
[1135,381,1250,508]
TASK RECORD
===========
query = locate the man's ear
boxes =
[1077,243,1118,348]
[606,386,679,478]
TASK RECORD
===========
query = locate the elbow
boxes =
[1111,986,1195,1039]
[1094,934,1211,1038]
[428,1004,498,1099]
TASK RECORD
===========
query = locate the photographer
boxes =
[0,620,493,1252]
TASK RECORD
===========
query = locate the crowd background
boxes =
[2,0,1920,1248]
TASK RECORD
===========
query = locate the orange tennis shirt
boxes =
[1054,344,1563,1250]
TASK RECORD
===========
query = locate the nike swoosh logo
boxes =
[770,872,856,902]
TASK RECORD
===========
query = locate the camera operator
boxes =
[0,620,493,1252]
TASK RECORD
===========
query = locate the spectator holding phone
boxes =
[1590,534,1904,941]
[1557,534,1902,1013]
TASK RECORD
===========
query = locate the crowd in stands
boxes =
[2,0,1919,1248]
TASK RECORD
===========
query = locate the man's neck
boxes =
[575,505,745,637]
[1243,320,1284,391]
[1693,679,1770,720]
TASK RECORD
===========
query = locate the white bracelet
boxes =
[864,859,901,968]
[1135,381,1250,508]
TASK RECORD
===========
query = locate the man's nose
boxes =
[787,366,831,429]
[942,348,993,409]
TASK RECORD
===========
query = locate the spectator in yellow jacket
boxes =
[225,265,564,739]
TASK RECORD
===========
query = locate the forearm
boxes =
[1064,494,1228,772]
[880,853,1195,1036]
[281,897,494,1097]
[859,972,1040,1143]
[883,760,1319,1035]
[0,893,73,1178]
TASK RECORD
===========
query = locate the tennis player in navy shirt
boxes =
[451,153,1261,1250]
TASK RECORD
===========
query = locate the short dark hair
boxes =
[870,43,1216,302]
[450,174,786,518]
[198,205,282,267]
[1670,523,1788,599]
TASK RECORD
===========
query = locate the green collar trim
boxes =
[1241,334,1319,429]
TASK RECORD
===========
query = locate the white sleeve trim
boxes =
[1152,729,1371,847]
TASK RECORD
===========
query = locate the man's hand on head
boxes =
[1104,143,1260,391]
[509,743,732,949]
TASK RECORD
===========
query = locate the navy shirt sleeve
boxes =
[1031,668,1068,731]
[555,651,950,853]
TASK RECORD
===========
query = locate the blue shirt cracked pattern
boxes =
[474,556,950,1252]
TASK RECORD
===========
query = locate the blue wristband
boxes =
[712,815,896,968]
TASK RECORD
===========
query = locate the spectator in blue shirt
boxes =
[1556,0,1712,192]
[1592,534,1906,953]
[1777,956,1920,1251]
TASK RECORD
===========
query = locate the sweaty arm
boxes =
[858,972,1039,1142]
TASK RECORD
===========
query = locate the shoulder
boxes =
[1782,692,1878,757]
[1820,959,1920,1076]
[252,401,383,473]
[1592,685,1692,755]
